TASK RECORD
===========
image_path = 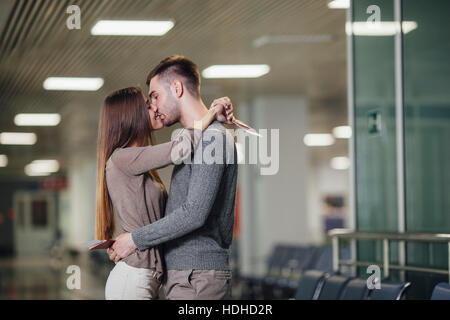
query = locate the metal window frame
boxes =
[394,0,407,281]
[346,0,357,277]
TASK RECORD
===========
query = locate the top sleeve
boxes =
[111,128,201,175]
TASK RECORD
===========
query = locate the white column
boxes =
[238,95,315,276]
[66,153,97,248]
[59,102,99,249]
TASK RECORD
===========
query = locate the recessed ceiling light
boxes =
[14,113,61,126]
[333,126,352,139]
[0,132,37,145]
[303,134,335,147]
[328,0,350,9]
[43,77,104,91]
[331,156,350,170]
[0,155,8,167]
[346,21,418,36]
[25,160,59,176]
[202,65,270,79]
[91,20,174,36]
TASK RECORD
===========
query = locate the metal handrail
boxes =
[328,228,450,283]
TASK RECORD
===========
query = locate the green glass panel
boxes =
[353,0,399,270]
[354,0,397,233]
[403,0,450,299]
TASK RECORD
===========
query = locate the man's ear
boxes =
[171,80,184,98]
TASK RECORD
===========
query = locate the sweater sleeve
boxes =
[131,133,226,250]
[111,128,201,175]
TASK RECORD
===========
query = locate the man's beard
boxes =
[162,94,180,127]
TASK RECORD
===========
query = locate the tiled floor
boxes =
[0,251,113,300]
[0,250,242,300]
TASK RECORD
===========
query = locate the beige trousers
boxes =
[105,261,162,300]
[163,269,232,300]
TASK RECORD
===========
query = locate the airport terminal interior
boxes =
[0,0,449,300]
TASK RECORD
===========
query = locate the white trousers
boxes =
[105,261,162,300]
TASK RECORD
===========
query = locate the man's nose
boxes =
[150,103,158,113]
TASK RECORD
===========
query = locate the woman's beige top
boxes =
[105,128,199,273]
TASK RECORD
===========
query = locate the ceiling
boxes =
[0,0,348,177]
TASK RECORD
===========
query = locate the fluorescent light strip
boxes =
[202,65,270,79]
[303,134,335,147]
[43,77,104,91]
[331,156,350,170]
[333,125,352,139]
[24,170,51,177]
[0,132,37,145]
[25,160,59,176]
[0,155,7,167]
[328,0,350,9]
[91,20,174,36]
[346,21,418,36]
[15,113,61,126]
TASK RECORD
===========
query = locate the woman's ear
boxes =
[171,80,184,98]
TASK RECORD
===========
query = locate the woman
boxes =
[95,87,233,300]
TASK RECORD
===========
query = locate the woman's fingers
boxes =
[211,98,234,124]
[224,103,234,124]
[215,96,230,103]
[212,97,231,107]
[213,102,232,112]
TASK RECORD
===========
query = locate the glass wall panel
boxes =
[353,0,399,271]
[403,0,450,299]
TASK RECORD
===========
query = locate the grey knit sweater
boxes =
[132,121,238,270]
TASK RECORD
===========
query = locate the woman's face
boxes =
[142,92,163,130]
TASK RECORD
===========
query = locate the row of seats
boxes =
[295,269,450,300]
[234,244,450,300]
[236,244,351,299]
[295,270,410,300]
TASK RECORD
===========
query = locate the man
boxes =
[107,55,238,300]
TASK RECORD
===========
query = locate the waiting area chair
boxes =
[294,269,413,300]
[317,275,353,300]
[430,282,450,300]
[294,270,328,300]
[369,281,411,300]
[339,278,370,300]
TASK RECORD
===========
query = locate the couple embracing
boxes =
[95,55,238,300]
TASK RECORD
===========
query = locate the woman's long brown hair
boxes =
[96,87,167,240]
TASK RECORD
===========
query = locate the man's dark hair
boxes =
[146,55,201,98]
